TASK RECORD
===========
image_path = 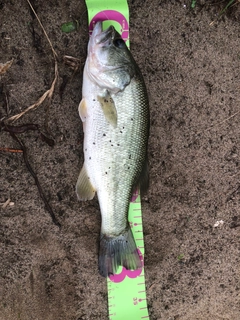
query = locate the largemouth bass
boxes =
[76,22,149,277]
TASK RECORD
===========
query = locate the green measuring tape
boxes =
[84,1,149,319]
[107,191,149,319]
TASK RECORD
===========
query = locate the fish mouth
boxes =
[92,22,115,46]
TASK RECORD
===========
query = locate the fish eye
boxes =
[113,38,125,48]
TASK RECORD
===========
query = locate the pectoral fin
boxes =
[97,93,117,128]
[78,98,88,122]
[76,164,96,200]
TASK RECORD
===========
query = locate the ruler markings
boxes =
[84,4,149,318]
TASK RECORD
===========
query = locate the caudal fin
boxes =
[98,228,142,277]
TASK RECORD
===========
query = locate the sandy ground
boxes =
[1,0,240,319]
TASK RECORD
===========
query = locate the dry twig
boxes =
[197,110,240,135]
[0,147,23,153]
[6,0,58,123]
[63,55,82,72]
[9,132,61,227]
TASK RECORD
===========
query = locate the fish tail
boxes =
[98,228,142,277]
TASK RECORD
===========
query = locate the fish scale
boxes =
[85,76,148,236]
[82,1,150,318]
[77,13,149,277]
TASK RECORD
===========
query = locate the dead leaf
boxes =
[0,59,13,75]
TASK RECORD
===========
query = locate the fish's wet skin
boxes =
[76,22,149,277]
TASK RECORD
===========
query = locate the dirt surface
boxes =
[1,1,240,319]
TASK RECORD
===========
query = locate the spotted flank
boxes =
[76,22,149,277]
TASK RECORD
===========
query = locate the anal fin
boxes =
[76,164,96,200]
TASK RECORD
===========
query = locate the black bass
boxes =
[76,22,149,277]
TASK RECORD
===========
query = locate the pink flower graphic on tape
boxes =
[89,10,129,41]
[109,249,143,283]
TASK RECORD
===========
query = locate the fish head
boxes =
[87,22,135,93]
